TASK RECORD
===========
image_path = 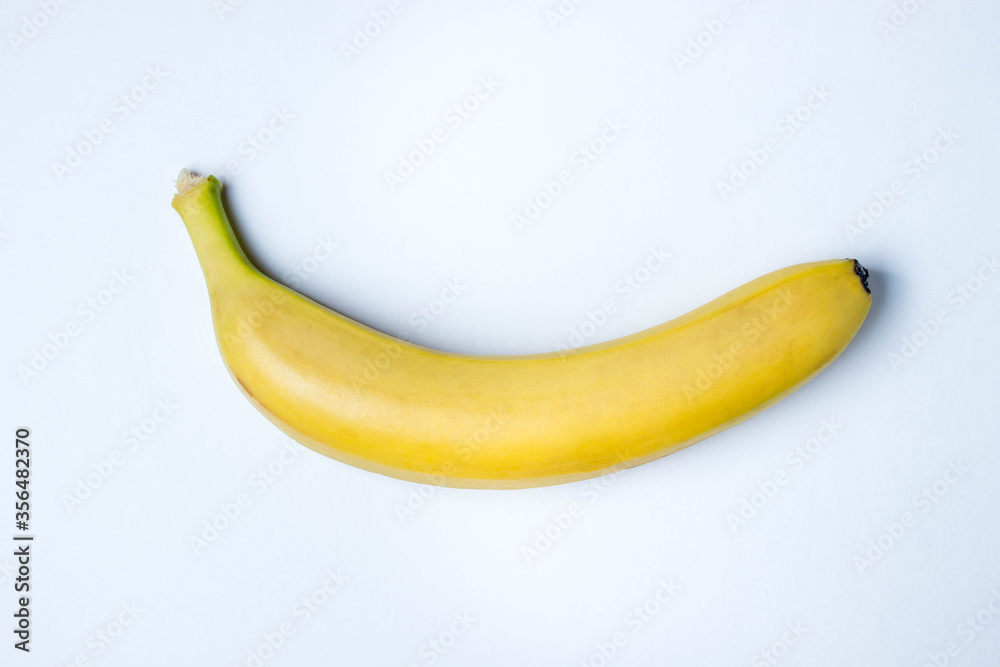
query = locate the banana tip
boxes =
[852,259,871,294]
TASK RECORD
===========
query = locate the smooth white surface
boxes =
[2,1,999,665]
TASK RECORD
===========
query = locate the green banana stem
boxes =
[172,170,250,286]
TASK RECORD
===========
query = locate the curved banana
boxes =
[172,170,871,489]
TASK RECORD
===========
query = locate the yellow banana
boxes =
[172,170,871,489]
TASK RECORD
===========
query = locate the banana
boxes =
[171,170,871,489]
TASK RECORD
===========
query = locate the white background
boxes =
[2,0,999,665]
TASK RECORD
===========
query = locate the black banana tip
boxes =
[851,259,871,294]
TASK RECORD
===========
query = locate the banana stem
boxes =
[172,170,251,285]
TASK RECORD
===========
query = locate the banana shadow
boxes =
[218,185,364,324]
[218,185,267,276]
